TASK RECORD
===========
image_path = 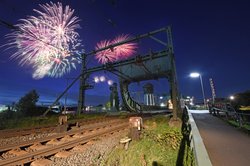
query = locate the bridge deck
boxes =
[191,110,250,166]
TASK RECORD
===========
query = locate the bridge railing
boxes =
[235,112,250,128]
[186,107,212,166]
[209,105,250,129]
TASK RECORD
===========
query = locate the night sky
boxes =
[0,0,250,106]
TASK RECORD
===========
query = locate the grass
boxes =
[0,116,58,129]
[102,115,188,166]
[227,120,250,133]
[0,113,107,130]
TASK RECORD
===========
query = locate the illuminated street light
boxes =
[100,76,106,82]
[190,72,207,108]
[190,72,200,78]
[230,95,234,100]
[159,96,163,99]
[107,80,113,85]
[94,75,113,86]
[94,76,99,83]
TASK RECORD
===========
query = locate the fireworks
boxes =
[95,40,116,64]
[95,35,137,64]
[112,34,137,60]
[6,2,82,78]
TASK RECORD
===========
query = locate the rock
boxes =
[31,159,53,166]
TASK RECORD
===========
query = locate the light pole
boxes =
[190,72,207,108]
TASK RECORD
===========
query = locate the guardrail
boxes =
[186,108,212,166]
[209,106,250,129]
[235,112,250,128]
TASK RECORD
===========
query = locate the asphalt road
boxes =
[192,112,250,166]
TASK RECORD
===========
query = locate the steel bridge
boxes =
[44,26,182,120]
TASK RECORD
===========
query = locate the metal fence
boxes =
[209,105,250,128]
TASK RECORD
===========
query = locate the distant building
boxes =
[143,83,155,106]
[0,104,8,112]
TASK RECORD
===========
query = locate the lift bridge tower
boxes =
[77,26,182,121]
[44,26,182,124]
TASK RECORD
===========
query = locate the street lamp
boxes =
[190,72,207,108]
[229,95,234,100]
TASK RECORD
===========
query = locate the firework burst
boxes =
[6,2,82,78]
[112,34,137,60]
[95,34,137,64]
[95,40,116,64]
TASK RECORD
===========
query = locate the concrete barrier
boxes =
[187,108,212,166]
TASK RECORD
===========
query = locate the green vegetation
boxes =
[0,89,109,130]
[0,115,58,129]
[102,115,194,166]
[231,90,250,109]
[227,120,250,133]
[0,113,108,130]
[15,89,40,116]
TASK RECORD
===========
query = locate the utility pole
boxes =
[167,26,181,119]
[77,54,87,115]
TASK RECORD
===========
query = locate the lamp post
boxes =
[190,72,207,108]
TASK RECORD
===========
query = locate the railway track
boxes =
[0,117,115,139]
[0,119,128,166]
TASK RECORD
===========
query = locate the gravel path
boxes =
[0,133,57,147]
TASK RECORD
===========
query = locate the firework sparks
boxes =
[95,35,137,64]
[95,40,116,64]
[112,34,137,60]
[6,2,82,78]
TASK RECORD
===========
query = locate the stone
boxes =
[55,151,73,158]
[120,137,131,150]
[31,159,53,166]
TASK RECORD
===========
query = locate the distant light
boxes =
[86,106,90,111]
[94,76,99,83]
[159,96,163,99]
[187,96,190,99]
[207,99,210,102]
[108,80,113,85]
[190,72,200,78]
[160,103,165,107]
[100,76,106,82]
[230,96,234,100]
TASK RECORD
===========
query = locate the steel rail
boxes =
[0,122,128,166]
[0,126,55,139]
[0,117,112,139]
[0,119,126,153]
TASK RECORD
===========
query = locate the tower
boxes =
[143,83,155,106]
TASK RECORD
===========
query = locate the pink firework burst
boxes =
[95,34,137,64]
[112,34,137,60]
[6,2,82,79]
[95,40,116,64]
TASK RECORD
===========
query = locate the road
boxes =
[191,111,250,166]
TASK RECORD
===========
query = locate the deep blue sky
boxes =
[0,0,250,106]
